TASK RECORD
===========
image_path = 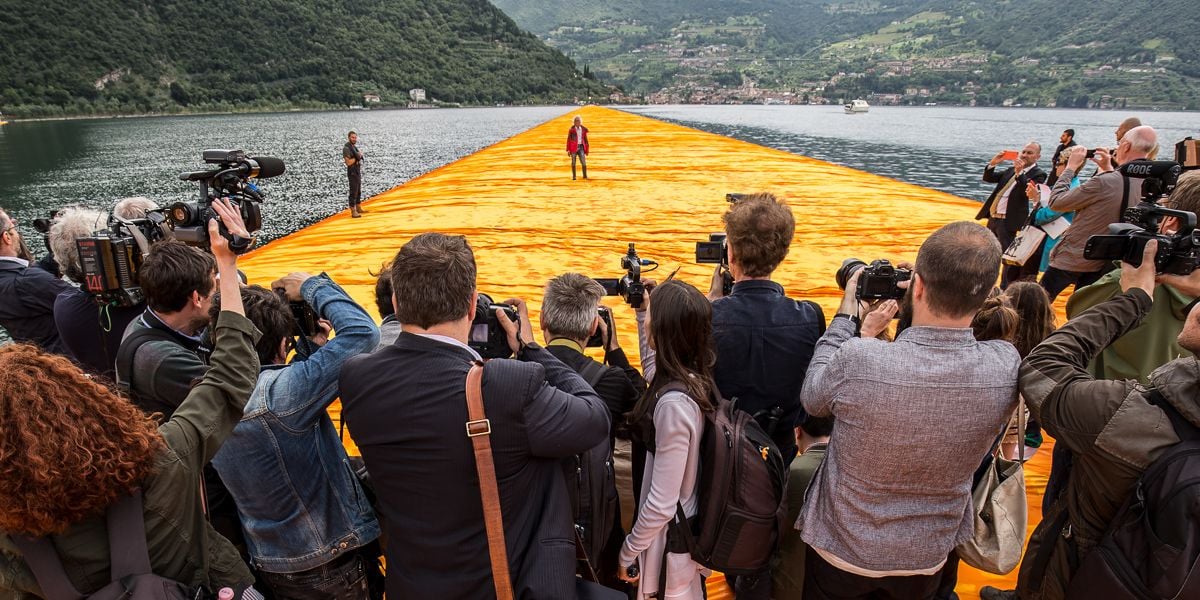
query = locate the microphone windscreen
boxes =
[252,156,286,178]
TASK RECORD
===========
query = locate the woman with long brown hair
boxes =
[0,208,262,597]
[617,279,715,599]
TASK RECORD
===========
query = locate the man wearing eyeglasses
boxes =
[0,208,72,353]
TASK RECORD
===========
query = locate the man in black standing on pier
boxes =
[344,130,365,218]
[1048,129,1076,186]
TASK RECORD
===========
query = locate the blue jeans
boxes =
[258,552,368,600]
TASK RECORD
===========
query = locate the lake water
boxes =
[0,104,1195,342]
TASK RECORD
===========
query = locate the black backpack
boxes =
[565,360,620,565]
[1066,392,1200,599]
[649,383,788,576]
[10,489,196,600]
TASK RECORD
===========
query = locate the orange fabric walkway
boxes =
[238,105,1049,598]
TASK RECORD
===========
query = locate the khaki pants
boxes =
[614,438,636,532]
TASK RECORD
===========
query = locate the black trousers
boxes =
[803,549,946,600]
[1039,265,1108,301]
[348,169,362,207]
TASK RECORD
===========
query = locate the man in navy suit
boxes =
[977,142,1047,286]
[339,232,610,599]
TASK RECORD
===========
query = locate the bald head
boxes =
[1121,125,1158,160]
[1116,117,1142,142]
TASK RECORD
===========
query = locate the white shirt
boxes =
[415,333,482,361]
[996,165,1034,217]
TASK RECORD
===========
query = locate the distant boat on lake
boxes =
[844,99,869,114]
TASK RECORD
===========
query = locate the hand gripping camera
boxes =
[469,293,521,359]
[171,150,284,252]
[695,233,733,296]
[1083,160,1199,275]
[836,258,912,300]
[594,243,658,309]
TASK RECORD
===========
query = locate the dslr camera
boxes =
[274,288,320,338]
[695,233,733,296]
[170,149,284,252]
[1083,160,1199,275]
[594,243,657,309]
[470,293,521,359]
[585,305,614,348]
[836,258,911,300]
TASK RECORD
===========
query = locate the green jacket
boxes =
[1,311,262,598]
[1066,269,1195,384]
[1017,290,1200,600]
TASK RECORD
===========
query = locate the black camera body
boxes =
[696,232,733,296]
[585,305,613,348]
[171,149,283,253]
[76,213,172,307]
[274,288,320,338]
[1083,160,1198,275]
[470,293,520,359]
[837,258,911,300]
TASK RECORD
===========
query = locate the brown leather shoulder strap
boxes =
[466,362,514,600]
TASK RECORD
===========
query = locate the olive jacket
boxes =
[0,311,262,598]
[1017,290,1200,600]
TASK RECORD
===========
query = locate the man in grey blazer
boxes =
[339,232,610,599]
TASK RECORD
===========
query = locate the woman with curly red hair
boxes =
[0,208,262,598]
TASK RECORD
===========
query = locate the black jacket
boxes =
[977,164,1048,232]
[712,279,825,458]
[340,333,610,599]
[0,259,72,353]
[545,343,645,437]
[54,287,143,381]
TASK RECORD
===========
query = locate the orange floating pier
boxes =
[238,105,1049,598]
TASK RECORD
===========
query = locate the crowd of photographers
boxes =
[1,121,1199,600]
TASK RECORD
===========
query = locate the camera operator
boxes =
[372,262,402,349]
[1064,170,1200,383]
[540,272,648,588]
[1041,125,1158,300]
[209,272,382,598]
[115,198,254,567]
[706,192,825,462]
[337,233,610,598]
[0,206,72,354]
[980,241,1200,600]
[798,221,1019,598]
[49,207,145,380]
[112,196,159,220]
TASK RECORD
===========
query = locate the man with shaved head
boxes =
[1040,125,1158,300]
[978,141,1047,286]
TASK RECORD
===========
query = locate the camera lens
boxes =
[836,258,867,290]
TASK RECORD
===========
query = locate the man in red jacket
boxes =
[566,115,589,180]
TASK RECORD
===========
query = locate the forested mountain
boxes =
[0,0,609,118]
[491,0,1200,109]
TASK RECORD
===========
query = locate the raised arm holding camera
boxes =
[977,142,1046,287]
[337,233,610,599]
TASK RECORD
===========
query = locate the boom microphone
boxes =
[239,156,286,179]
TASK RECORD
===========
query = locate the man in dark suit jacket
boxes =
[340,233,610,600]
[0,208,71,353]
[977,142,1047,286]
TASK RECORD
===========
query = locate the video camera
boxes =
[595,243,657,309]
[1083,159,1199,274]
[836,258,911,300]
[695,233,733,296]
[75,212,173,307]
[170,149,284,252]
[470,293,521,359]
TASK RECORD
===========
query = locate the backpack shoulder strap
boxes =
[107,489,153,580]
[577,359,607,390]
[8,535,85,600]
[115,325,177,394]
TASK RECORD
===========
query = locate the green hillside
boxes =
[0,0,610,118]
[490,0,1200,109]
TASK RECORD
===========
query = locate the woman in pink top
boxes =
[618,279,714,599]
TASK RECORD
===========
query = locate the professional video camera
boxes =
[75,212,173,307]
[1083,159,1199,274]
[836,258,911,300]
[695,233,733,296]
[469,293,521,359]
[170,149,284,252]
[594,243,658,309]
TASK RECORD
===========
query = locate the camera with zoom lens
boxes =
[1083,160,1199,275]
[171,149,284,253]
[695,233,733,296]
[836,258,912,300]
[76,212,173,308]
[274,288,320,338]
[594,243,657,309]
[470,292,520,359]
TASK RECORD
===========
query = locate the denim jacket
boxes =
[211,274,381,573]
